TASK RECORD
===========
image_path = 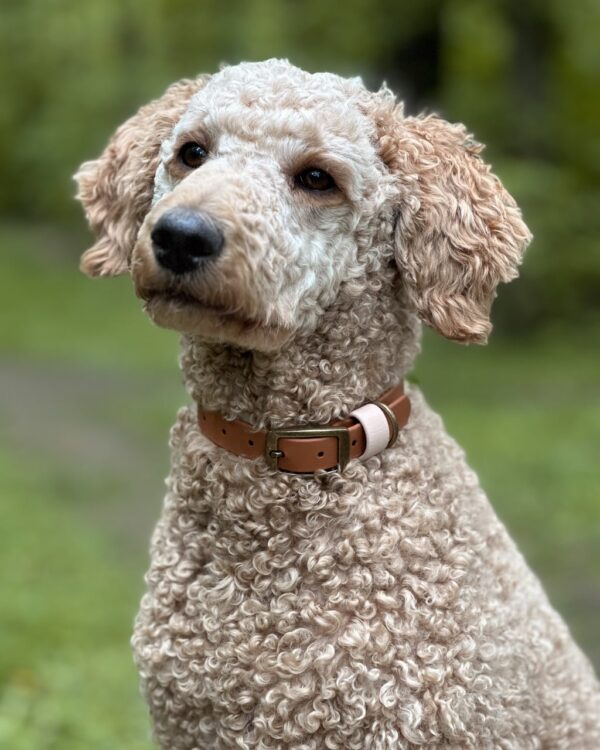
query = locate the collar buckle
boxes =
[265,425,351,475]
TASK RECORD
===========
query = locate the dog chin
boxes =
[142,292,292,351]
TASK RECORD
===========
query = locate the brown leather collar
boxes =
[198,384,410,475]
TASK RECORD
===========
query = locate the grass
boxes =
[1,222,598,748]
[0,453,153,750]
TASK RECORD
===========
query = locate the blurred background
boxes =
[0,0,598,747]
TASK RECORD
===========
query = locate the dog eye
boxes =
[179,142,208,169]
[295,167,336,192]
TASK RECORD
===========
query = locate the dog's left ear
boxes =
[380,111,532,343]
[75,75,210,278]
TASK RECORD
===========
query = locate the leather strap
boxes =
[198,384,410,474]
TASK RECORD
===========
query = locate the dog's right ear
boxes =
[75,75,210,278]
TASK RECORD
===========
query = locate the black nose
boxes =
[151,208,224,275]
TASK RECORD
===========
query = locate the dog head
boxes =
[76,59,531,351]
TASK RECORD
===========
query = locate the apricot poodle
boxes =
[76,59,600,749]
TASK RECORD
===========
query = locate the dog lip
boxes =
[144,289,206,308]
[142,289,266,329]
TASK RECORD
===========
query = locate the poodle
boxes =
[76,59,600,749]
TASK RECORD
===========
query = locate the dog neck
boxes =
[179,287,421,431]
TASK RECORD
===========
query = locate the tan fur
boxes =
[76,60,600,749]
[376,110,532,343]
[75,76,209,277]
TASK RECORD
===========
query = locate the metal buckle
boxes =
[265,425,351,474]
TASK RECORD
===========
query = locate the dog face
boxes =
[76,59,531,351]
[133,63,388,351]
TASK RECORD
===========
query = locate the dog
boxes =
[76,59,600,749]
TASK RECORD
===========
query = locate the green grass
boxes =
[1,223,598,748]
[0,453,153,750]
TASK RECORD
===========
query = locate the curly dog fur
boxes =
[76,59,600,749]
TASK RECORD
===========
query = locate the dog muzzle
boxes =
[197,384,411,475]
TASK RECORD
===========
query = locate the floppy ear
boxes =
[75,75,210,278]
[381,112,532,344]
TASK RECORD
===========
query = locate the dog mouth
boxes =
[141,288,278,335]
[145,289,236,317]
